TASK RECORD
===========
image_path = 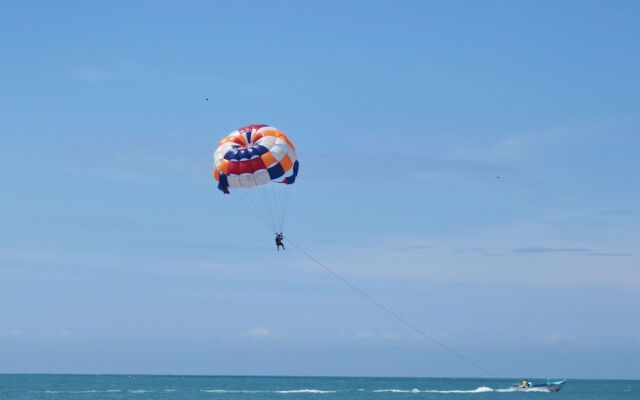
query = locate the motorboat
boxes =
[512,379,567,392]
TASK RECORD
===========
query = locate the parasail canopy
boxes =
[213,124,299,194]
[212,124,299,233]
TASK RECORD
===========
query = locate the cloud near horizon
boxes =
[242,327,271,338]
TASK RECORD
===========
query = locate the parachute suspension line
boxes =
[283,236,497,378]
[234,176,290,235]
[278,185,286,233]
[235,191,276,234]
[213,124,297,234]
[234,181,279,235]
[274,183,290,234]
[238,188,263,227]
[260,186,278,233]
[279,187,290,234]
[264,181,279,232]
[252,176,277,232]
[277,184,286,232]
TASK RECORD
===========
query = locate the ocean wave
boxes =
[425,386,494,394]
[496,387,550,393]
[44,390,102,394]
[42,389,121,394]
[275,389,337,394]
[374,387,494,394]
[42,389,151,394]
[202,389,265,393]
[202,389,336,394]
[40,385,553,396]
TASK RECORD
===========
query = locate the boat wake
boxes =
[497,387,554,393]
[40,386,556,395]
[201,389,336,394]
[374,387,494,394]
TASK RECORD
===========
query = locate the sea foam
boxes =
[201,388,336,394]
[374,386,495,394]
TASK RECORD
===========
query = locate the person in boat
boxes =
[275,233,285,251]
[521,380,531,388]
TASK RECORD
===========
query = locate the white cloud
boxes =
[352,331,423,340]
[71,67,114,83]
[0,329,73,338]
[446,133,547,166]
[0,248,113,272]
[242,327,271,338]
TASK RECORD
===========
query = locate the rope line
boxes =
[283,236,496,378]
[235,193,276,234]
[222,185,494,377]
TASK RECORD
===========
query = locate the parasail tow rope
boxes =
[283,236,497,378]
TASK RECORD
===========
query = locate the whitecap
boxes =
[275,389,337,394]
[373,388,420,393]
[425,386,494,393]
[496,387,550,393]
[201,389,265,393]
[374,386,495,394]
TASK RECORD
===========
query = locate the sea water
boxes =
[1,375,637,400]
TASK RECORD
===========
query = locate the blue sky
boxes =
[1,0,639,379]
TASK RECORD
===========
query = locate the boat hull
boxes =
[512,380,566,392]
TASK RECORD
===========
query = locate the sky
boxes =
[1,0,639,379]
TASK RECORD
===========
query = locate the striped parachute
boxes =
[213,124,299,232]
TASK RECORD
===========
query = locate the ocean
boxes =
[1,375,637,400]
